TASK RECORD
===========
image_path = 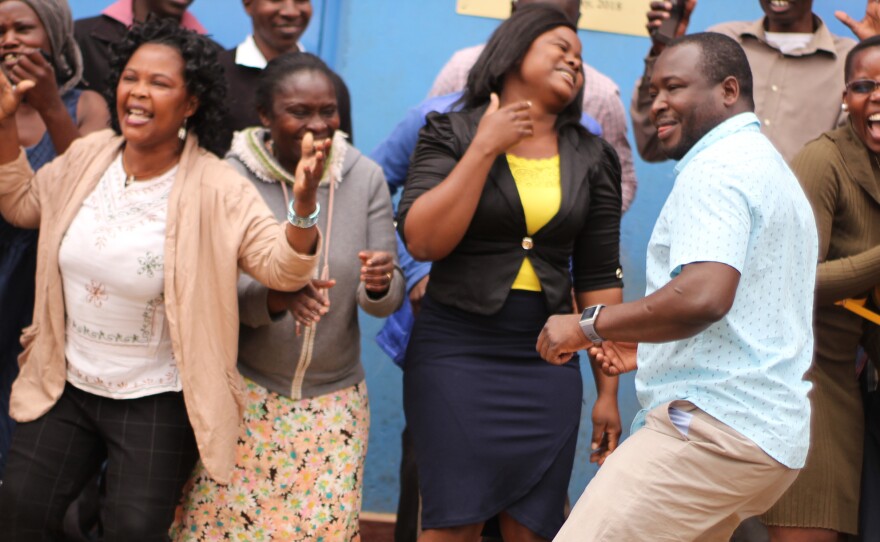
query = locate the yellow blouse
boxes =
[506,154,561,292]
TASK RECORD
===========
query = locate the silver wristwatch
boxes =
[579,304,606,344]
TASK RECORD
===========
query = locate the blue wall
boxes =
[71,0,859,514]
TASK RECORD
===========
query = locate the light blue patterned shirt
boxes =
[634,113,818,468]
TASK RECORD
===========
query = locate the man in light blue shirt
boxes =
[538,32,817,541]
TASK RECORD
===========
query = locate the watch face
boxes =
[582,306,598,320]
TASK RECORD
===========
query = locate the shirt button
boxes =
[521,236,534,250]
[771,84,779,92]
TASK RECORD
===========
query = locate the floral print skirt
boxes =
[171,379,370,541]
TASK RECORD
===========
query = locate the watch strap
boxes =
[579,304,606,344]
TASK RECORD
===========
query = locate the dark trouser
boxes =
[0,383,199,541]
[61,470,103,541]
[0,337,19,477]
[729,517,769,542]
[860,369,880,541]
[395,426,420,542]
[0,225,38,479]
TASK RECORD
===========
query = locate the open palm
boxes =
[836,1,880,40]
[589,340,638,377]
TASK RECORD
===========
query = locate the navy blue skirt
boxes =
[403,291,582,539]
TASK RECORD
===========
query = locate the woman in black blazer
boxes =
[397,5,624,542]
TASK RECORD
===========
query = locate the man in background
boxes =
[220,0,353,138]
[75,0,207,96]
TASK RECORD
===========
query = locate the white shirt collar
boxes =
[235,35,306,69]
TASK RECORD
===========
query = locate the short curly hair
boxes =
[105,18,230,156]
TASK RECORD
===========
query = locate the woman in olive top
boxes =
[764,36,880,542]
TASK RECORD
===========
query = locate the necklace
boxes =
[121,149,180,188]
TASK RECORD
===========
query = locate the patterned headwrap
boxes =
[10,0,84,94]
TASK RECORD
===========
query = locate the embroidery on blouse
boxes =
[69,293,165,345]
[87,156,176,249]
[67,364,179,393]
[138,252,164,278]
[85,280,108,307]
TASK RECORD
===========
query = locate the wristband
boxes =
[287,200,320,229]
[579,304,606,345]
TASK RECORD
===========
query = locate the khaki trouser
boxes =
[555,401,799,542]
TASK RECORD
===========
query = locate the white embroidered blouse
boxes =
[58,153,181,399]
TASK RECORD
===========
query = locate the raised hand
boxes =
[588,340,638,377]
[358,250,394,294]
[836,0,880,41]
[293,131,331,215]
[646,0,697,55]
[471,92,533,157]
[5,49,61,114]
[0,64,34,122]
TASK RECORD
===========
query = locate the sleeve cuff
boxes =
[270,225,323,291]
[239,279,276,328]
[358,267,406,317]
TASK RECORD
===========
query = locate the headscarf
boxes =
[8,0,84,94]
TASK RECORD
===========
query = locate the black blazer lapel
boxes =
[459,106,527,232]
[489,155,527,232]
[538,128,588,235]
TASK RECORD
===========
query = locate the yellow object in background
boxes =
[455,0,652,37]
[836,294,880,326]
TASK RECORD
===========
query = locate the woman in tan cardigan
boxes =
[764,36,880,542]
[0,19,324,540]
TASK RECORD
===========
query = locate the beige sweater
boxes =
[0,129,319,483]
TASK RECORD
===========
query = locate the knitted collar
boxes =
[227,127,349,188]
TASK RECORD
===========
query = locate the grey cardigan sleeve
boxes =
[356,160,405,318]
[238,272,280,328]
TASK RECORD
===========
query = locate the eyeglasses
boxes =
[846,79,880,94]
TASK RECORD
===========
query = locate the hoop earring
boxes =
[178,118,188,142]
